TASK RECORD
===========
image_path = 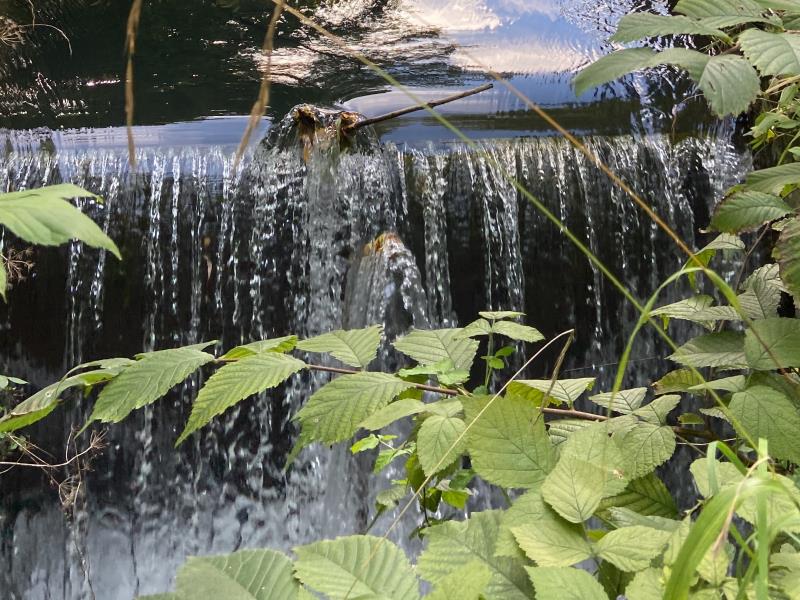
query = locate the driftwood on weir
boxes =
[345,83,494,131]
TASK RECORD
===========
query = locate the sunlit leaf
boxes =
[526,567,607,600]
[296,326,381,369]
[394,328,479,371]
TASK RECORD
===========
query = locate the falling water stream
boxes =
[0,126,748,598]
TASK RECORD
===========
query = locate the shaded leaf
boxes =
[614,423,676,479]
[611,13,730,43]
[479,310,525,320]
[526,566,607,600]
[589,388,647,414]
[511,520,592,567]
[774,215,800,298]
[542,457,605,523]
[668,331,747,369]
[220,336,298,360]
[745,317,800,369]
[746,163,800,194]
[730,385,800,463]
[510,378,595,406]
[653,369,704,395]
[597,474,678,519]
[359,399,426,431]
[740,29,800,76]
[710,191,792,233]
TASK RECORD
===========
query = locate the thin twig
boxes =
[0,432,104,470]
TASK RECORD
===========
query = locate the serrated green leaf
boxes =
[606,508,681,532]
[490,321,544,343]
[350,435,380,454]
[611,13,730,43]
[425,399,464,417]
[0,368,122,433]
[511,520,592,567]
[738,277,781,320]
[220,336,298,360]
[496,489,551,557]
[542,457,605,523]
[775,215,800,298]
[296,326,381,369]
[697,55,761,117]
[653,369,705,395]
[668,331,747,369]
[427,561,491,600]
[294,535,419,600]
[746,162,800,194]
[698,543,733,587]
[359,399,426,431]
[463,395,554,489]
[88,343,216,427]
[614,423,676,479]
[598,474,678,519]
[174,549,301,600]
[632,395,680,425]
[526,567,607,600]
[596,526,672,572]
[574,48,659,96]
[479,310,525,320]
[740,29,800,76]
[0,184,121,258]
[394,328,479,371]
[177,352,305,445]
[376,484,407,508]
[689,375,746,393]
[730,385,800,463]
[651,295,716,327]
[459,318,492,338]
[295,372,413,444]
[625,567,664,600]
[744,317,800,369]
[711,191,793,233]
[590,388,647,414]
[560,422,629,497]
[675,0,765,18]
[547,419,593,446]
[417,414,467,476]
[419,511,534,600]
[511,378,595,406]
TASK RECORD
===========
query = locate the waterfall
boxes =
[0,128,749,599]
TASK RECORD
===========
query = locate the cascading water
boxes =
[0,127,749,599]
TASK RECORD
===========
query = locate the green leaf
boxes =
[427,561,491,600]
[219,336,298,360]
[511,520,592,567]
[459,318,493,338]
[496,489,551,557]
[738,276,781,320]
[668,331,747,369]
[542,456,605,523]
[652,369,704,395]
[611,13,730,43]
[740,29,800,76]
[296,326,381,369]
[351,435,380,454]
[174,549,301,600]
[605,508,681,532]
[417,414,467,476]
[88,342,216,426]
[547,419,593,446]
[745,318,800,369]
[598,474,678,519]
[730,386,800,463]
[0,369,122,433]
[696,54,761,117]
[479,310,525,320]
[632,395,680,425]
[559,422,629,497]
[688,375,746,393]
[774,215,800,298]
[359,398,426,430]
[613,423,676,479]
[295,372,413,444]
[463,395,555,488]
[418,511,534,600]
[510,378,595,406]
[526,567,607,600]
[574,48,660,96]
[177,352,305,445]
[394,328,479,371]
[625,568,665,600]
[711,191,793,233]
[596,526,672,572]
[746,163,800,194]
[294,535,419,600]
[0,184,120,258]
[590,388,647,414]
[651,295,716,327]
[490,321,544,343]
[675,0,765,18]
